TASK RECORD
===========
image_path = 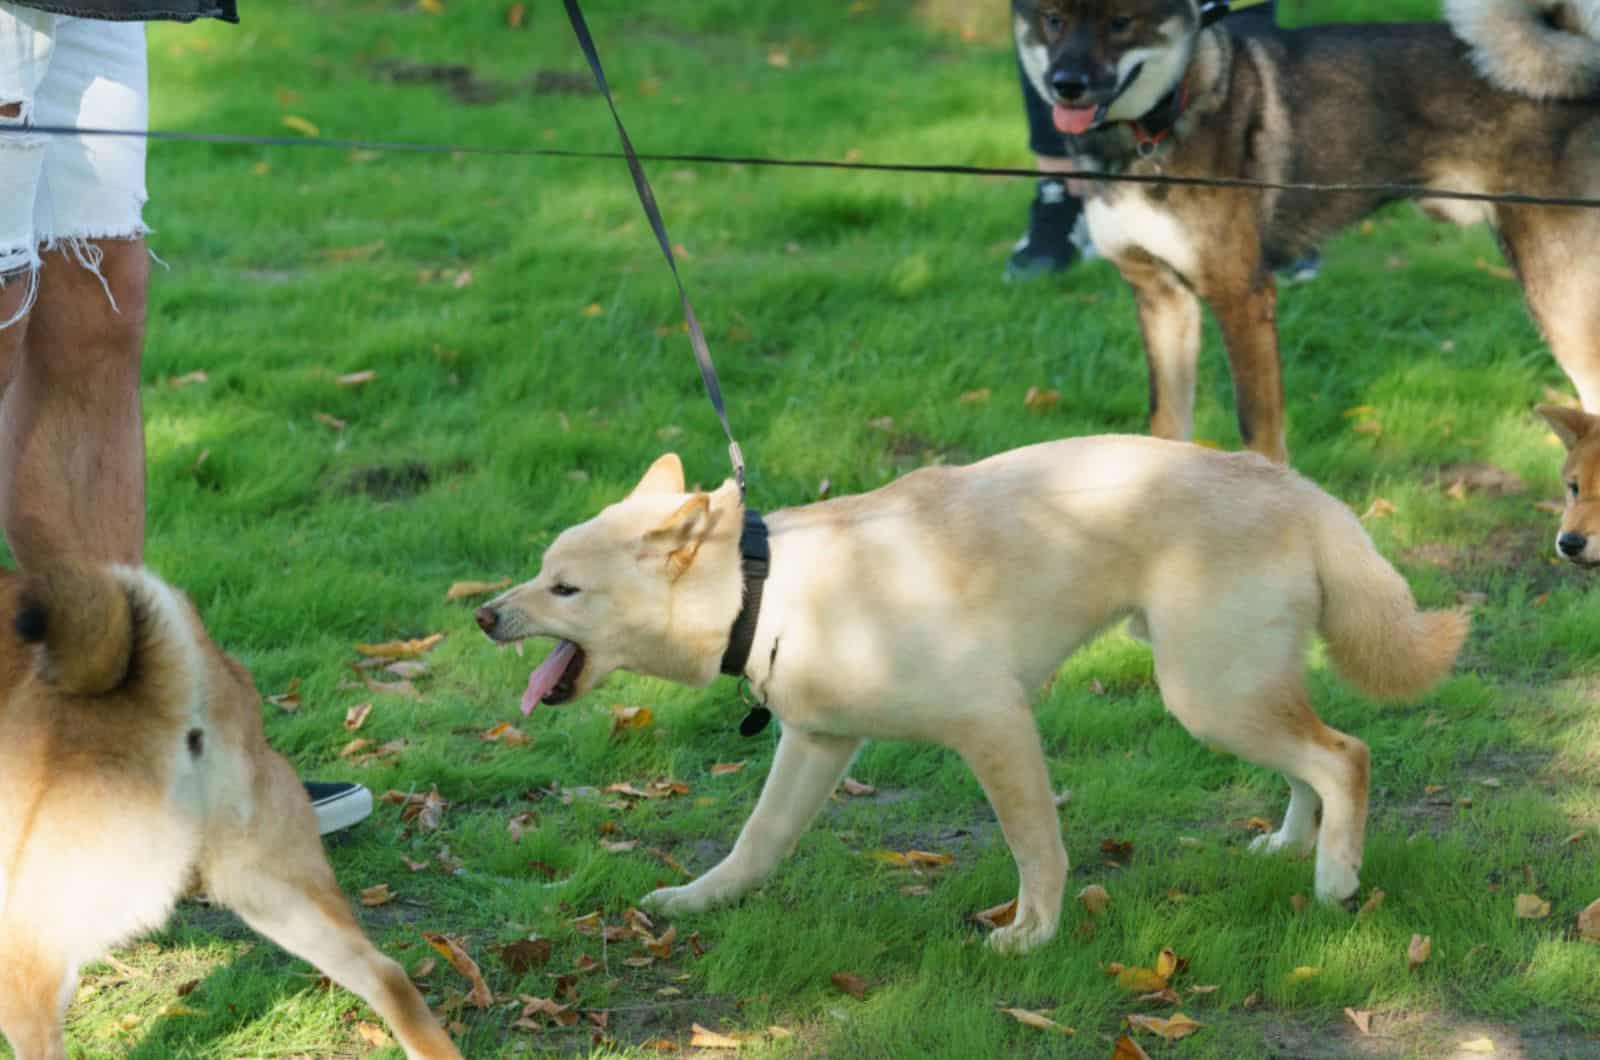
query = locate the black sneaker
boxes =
[305,780,374,836]
[1005,177,1083,282]
[1277,248,1322,285]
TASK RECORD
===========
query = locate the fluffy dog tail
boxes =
[1309,497,1469,700]
[15,566,135,696]
[1446,0,1600,100]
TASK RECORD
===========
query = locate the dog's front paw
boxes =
[983,904,1058,956]
[1248,829,1314,857]
[640,879,726,916]
[1314,859,1360,904]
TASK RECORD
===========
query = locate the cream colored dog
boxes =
[476,436,1468,953]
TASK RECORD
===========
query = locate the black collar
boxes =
[719,508,770,677]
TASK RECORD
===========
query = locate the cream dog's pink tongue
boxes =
[521,640,578,715]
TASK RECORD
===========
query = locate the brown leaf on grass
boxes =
[1024,386,1061,413]
[1577,897,1600,942]
[1100,837,1135,864]
[624,956,656,969]
[840,777,877,796]
[1357,889,1386,919]
[313,411,346,431]
[422,933,493,1008]
[689,1023,742,1049]
[382,786,449,831]
[1078,884,1112,917]
[516,995,578,1029]
[446,577,510,602]
[350,666,423,701]
[336,369,377,386]
[498,937,553,973]
[506,812,537,843]
[1286,966,1320,984]
[1188,984,1219,995]
[645,925,678,959]
[383,660,430,680]
[831,971,869,999]
[1240,816,1274,834]
[649,846,690,876]
[972,898,1018,929]
[267,677,302,713]
[1112,1034,1155,1060]
[1154,948,1180,980]
[436,847,464,875]
[959,388,991,406]
[1116,967,1168,993]
[1564,831,1588,845]
[768,1026,794,1039]
[1127,1012,1204,1041]
[1361,497,1398,521]
[482,721,527,743]
[355,1021,391,1047]
[1000,1007,1075,1034]
[355,633,444,659]
[359,884,396,907]
[1290,894,1308,914]
[710,761,747,776]
[642,1040,680,1053]
[343,703,372,731]
[338,738,372,759]
[1134,988,1180,1004]
[410,955,437,979]
[170,370,209,387]
[402,855,429,872]
[1408,934,1432,971]
[505,2,526,28]
[1515,893,1551,919]
[610,705,654,733]
[569,911,604,936]
[600,839,639,853]
[1345,1008,1373,1034]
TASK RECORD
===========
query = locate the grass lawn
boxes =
[8,0,1600,1057]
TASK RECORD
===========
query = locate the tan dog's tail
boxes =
[15,566,135,696]
[1446,0,1600,100]
[1311,499,1469,700]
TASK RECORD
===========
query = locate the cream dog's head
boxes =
[475,454,744,713]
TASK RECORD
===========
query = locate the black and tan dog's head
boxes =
[1013,0,1200,133]
[1536,403,1600,567]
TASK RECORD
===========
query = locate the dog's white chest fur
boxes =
[1086,192,1199,277]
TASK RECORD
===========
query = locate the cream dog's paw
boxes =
[1248,829,1314,856]
[983,905,1058,956]
[640,880,723,916]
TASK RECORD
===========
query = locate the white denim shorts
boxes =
[0,2,148,326]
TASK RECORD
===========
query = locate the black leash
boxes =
[561,0,745,496]
[718,509,774,737]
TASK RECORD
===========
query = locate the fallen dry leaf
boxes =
[1579,897,1600,943]
[1362,497,1398,521]
[280,114,320,137]
[1345,1007,1372,1035]
[506,811,537,843]
[312,410,347,432]
[972,898,1018,929]
[383,786,449,832]
[1000,1007,1074,1034]
[841,777,877,797]
[170,370,209,387]
[1112,1034,1155,1060]
[266,677,302,713]
[959,388,991,405]
[1154,948,1180,980]
[1127,1012,1203,1042]
[355,633,443,659]
[359,883,396,907]
[498,936,553,974]
[1408,933,1432,971]
[354,1021,390,1048]
[1286,966,1320,984]
[1078,883,1112,917]
[1135,988,1180,1005]
[1514,893,1551,919]
[690,1023,742,1049]
[610,705,654,733]
[506,1,526,28]
[1100,837,1135,864]
[343,703,372,731]
[1024,386,1061,413]
[336,369,377,387]
[422,933,493,1008]
[710,761,747,776]
[1357,889,1386,919]
[831,971,869,1000]
[446,577,510,602]
[1116,967,1168,993]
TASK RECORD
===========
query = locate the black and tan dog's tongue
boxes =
[521,640,579,715]
[1053,102,1098,134]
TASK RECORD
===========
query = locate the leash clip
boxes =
[737,677,772,737]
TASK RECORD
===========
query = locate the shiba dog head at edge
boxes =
[1536,403,1600,567]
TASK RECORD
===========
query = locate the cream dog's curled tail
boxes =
[1446,0,1600,100]
[1310,498,1470,700]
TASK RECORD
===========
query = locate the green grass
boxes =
[9,0,1600,1057]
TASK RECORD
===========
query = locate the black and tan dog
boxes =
[1014,0,1600,463]
[0,565,461,1060]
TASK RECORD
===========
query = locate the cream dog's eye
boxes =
[552,582,580,597]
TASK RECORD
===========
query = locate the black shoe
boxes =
[1005,177,1083,282]
[305,780,374,836]
[1277,248,1322,284]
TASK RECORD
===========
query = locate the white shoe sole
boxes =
[311,785,374,836]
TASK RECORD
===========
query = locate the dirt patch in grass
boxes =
[369,60,596,106]
[336,460,432,500]
[1248,1007,1600,1059]
[912,0,1010,44]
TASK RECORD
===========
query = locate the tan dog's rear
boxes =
[478,437,1468,953]
[1536,403,1600,566]
[0,566,460,1060]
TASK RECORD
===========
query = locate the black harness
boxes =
[719,509,774,735]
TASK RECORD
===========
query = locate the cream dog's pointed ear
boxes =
[1536,403,1596,451]
[632,453,686,496]
[647,493,713,580]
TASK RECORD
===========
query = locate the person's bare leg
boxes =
[0,238,146,569]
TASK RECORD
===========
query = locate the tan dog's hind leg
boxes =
[203,756,461,1060]
[0,945,70,1060]
[951,695,1068,955]
[643,726,862,916]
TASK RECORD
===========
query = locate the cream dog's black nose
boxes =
[475,606,497,633]
[1558,532,1587,558]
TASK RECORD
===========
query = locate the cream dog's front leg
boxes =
[642,725,862,915]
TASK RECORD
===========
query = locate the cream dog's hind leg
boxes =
[643,726,862,915]
[949,689,1069,955]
